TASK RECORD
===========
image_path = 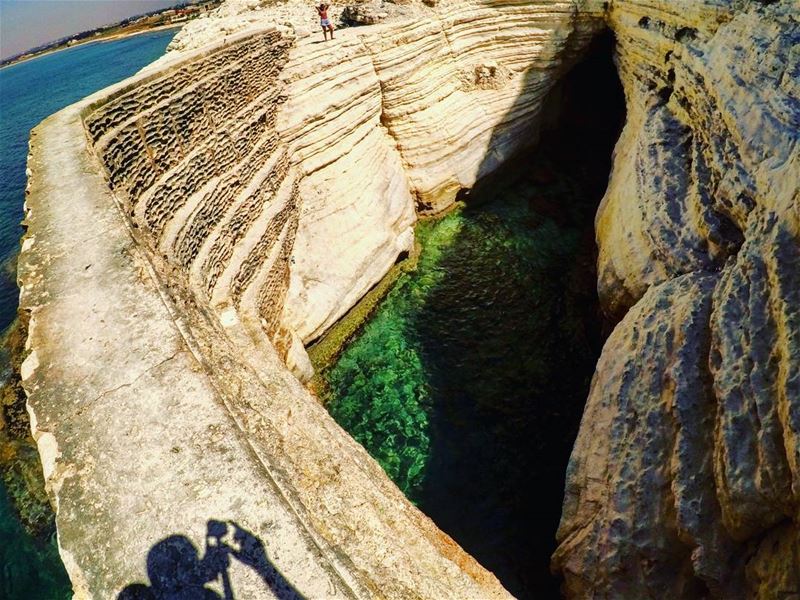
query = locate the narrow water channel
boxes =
[320,33,624,599]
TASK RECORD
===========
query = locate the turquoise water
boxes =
[0,29,176,599]
[0,30,176,328]
[323,35,623,597]
[323,150,604,598]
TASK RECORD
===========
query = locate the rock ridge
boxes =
[553,1,799,596]
[18,0,800,598]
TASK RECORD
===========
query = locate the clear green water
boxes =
[322,32,623,596]
[322,147,606,598]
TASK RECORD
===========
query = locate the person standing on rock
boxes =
[316,3,335,41]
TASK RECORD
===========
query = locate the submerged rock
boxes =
[18,0,798,597]
[0,316,55,539]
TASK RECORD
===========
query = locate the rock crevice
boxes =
[19,0,799,597]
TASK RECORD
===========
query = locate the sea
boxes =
[0,28,176,599]
[320,33,624,597]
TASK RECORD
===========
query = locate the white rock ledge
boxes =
[19,28,515,599]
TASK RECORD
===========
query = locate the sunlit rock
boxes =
[18,0,798,597]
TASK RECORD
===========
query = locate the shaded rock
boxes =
[553,273,738,597]
[556,1,800,596]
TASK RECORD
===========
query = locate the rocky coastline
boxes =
[18,0,799,597]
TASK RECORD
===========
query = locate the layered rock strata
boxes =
[85,29,308,366]
[87,0,608,370]
[20,0,799,597]
[276,0,607,348]
[553,1,800,596]
[20,1,608,597]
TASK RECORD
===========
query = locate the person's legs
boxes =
[328,24,335,39]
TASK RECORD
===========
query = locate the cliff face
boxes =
[281,0,606,347]
[22,32,512,600]
[554,1,800,596]
[19,0,799,597]
[87,0,606,377]
[20,2,608,598]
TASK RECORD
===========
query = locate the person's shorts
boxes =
[321,18,332,27]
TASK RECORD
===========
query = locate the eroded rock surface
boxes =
[19,0,799,597]
[22,39,512,600]
[554,1,800,596]
[21,1,608,598]
[98,0,608,368]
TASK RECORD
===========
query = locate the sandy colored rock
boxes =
[18,0,799,598]
[555,1,799,596]
[18,1,611,594]
[134,0,608,351]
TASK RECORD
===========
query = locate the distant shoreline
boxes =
[1,24,182,70]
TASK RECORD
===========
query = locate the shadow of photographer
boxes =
[118,520,305,600]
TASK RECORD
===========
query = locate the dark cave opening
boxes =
[323,31,625,600]
[416,32,625,599]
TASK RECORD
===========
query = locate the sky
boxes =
[0,0,182,59]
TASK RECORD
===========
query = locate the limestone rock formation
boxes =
[341,2,390,26]
[18,0,799,597]
[22,31,513,600]
[145,0,607,359]
[554,1,800,597]
[160,0,419,53]
[20,1,611,597]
